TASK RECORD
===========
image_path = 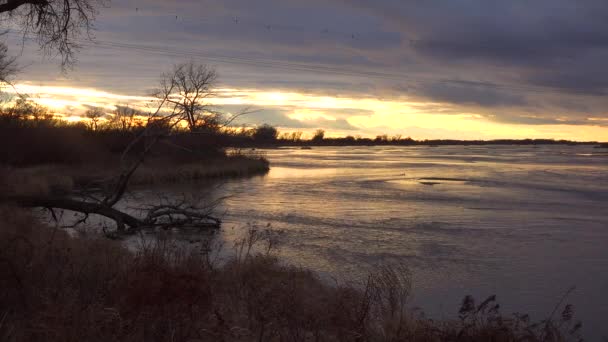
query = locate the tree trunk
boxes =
[7,195,143,232]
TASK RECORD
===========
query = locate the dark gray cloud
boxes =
[334,0,608,94]
[223,105,359,130]
[416,82,527,107]
[5,0,608,131]
[487,114,593,127]
[525,58,608,96]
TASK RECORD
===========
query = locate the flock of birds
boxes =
[133,7,362,40]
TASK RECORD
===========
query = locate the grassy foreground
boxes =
[0,113,270,186]
[0,208,583,342]
[2,153,268,191]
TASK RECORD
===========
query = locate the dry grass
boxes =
[129,155,269,186]
[0,114,266,169]
[0,156,268,198]
[0,116,108,166]
[0,166,75,197]
[0,208,584,341]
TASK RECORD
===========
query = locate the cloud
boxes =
[318,0,608,108]
[5,0,608,140]
[223,105,359,130]
[487,114,590,126]
[416,82,527,108]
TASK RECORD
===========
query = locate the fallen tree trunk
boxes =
[2,88,225,236]
[7,195,142,232]
[5,194,222,235]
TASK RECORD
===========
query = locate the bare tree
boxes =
[111,105,138,131]
[2,73,227,236]
[289,131,303,142]
[0,63,251,237]
[3,92,222,236]
[155,61,220,132]
[85,106,104,130]
[0,0,105,68]
[1,96,50,120]
[312,129,325,142]
[0,42,17,84]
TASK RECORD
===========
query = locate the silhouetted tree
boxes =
[0,42,17,84]
[3,91,222,236]
[111,105,139,131]
[312,129,325,142]
[0,0,104,68]
[375,134,388,143]
[290,131,303,142]
[154,61,220,132]
[85,107,104,130]
[1,97,51,122]
[252,124,278,143]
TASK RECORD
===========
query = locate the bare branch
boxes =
[0,0,105,69]
[0,41,18,85]
[154,61,221,132]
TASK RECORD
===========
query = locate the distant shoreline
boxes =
[227,139,607,148]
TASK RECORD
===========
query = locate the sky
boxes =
[3,0,608,140]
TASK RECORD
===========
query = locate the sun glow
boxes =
[4,83,608,141]
[288,109,336,121]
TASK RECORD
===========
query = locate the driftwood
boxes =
[3,75,226,236]
[4,165,223,235]
[9,195,141,231]
[7,195,221,235]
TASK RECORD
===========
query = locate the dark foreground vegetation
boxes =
[0,102,600,168]
[0,0,592,339]
[0,98,589,342]
[0,207,584,342]
[255,129,602,147]
[0,100,269,174]
[0,97,270,237]
[0,85,593,341]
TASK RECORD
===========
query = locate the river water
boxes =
[121,145,608,338]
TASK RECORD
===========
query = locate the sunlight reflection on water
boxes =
[213,145,608,338]
[64,145,608,338]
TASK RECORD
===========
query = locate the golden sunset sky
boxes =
[3,0,608,141]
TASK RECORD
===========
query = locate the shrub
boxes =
[252,124,278,143]
[0,209,584,341]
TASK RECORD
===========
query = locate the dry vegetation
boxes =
[0,208,584,342]
[0,154,268,192]
[0,85,586,342]
[0,1,595,339]
[0,96,270,237]
[0,110,269,187]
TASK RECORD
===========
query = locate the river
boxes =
[108,145,608,338]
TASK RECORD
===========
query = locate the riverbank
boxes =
[128,154,269,186]
[1,154,269,197]
[0,207,582,341]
